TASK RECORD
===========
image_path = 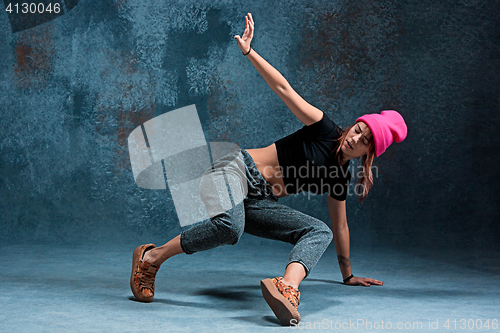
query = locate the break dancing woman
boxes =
[130,13,407,326]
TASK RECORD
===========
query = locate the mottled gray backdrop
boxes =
[1,0,498,252]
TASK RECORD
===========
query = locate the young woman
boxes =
[130,13,407,326]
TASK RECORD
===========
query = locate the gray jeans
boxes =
[179,148,333,277]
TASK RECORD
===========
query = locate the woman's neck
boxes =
[339,153,351,167]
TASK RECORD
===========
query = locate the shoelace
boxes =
[288,289,300,307]
[275,277,300,307]
[138,263,158,290]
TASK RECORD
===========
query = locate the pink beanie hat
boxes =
[355,110,407,157]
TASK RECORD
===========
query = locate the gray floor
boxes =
[1,236,499,333]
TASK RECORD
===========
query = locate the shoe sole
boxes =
[130,244,155,302]
[260,278,300,326]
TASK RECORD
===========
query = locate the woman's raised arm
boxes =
[234,13,323,126]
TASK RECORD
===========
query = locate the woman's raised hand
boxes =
[234,13,254,54]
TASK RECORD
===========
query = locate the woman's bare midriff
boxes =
[245,144,289,198]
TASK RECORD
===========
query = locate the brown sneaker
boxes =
[130,244,160,302]
[261,277,301,326]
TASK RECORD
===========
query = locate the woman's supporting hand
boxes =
[345,276,384,287]
[234,13,254,54]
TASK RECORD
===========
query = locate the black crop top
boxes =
[274,112,351,201]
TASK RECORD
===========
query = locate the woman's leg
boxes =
[142,234,183,266]
[282,262,307,289]
[131,149,251,302]
[244,196,334,286]
[144,149,249,265]
[142,197,245,266]
[243,195,333,325]
[131,194,246,303]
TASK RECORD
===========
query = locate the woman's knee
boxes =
[311,223,333,245]
[323,226,334,244]
[210,215,245,245]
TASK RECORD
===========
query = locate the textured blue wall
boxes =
[0,0,498,250]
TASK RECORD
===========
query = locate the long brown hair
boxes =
[332,123,376,203]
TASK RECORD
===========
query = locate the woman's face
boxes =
[341,121,373,159]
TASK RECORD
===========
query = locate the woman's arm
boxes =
[327,196,353,279]
[234,13,323,126]
[327,195,383,287]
